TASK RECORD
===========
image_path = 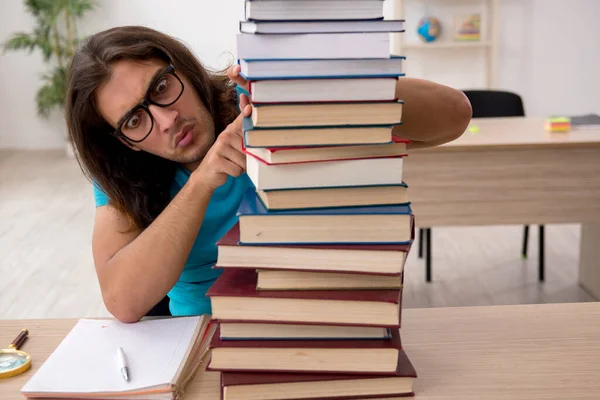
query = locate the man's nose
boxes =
[149,105,179,134]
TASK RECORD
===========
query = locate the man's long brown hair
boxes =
[65,26,239,230]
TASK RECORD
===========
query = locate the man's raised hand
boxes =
[192,103,251,191]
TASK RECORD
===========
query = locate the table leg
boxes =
[579,223,600,300]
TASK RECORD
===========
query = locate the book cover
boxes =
[218,221,413,253]
[210,324,402,351]
[242,117,401,148]
[253,136,408,153]
[221,348,416,386]
[251,100,403,128]
[219,322,393,341]
[207,268,402,306]
[242,135,408,165]
[238,55,405,81]
[215,221,413,276]
[237,188,413,218]
[242,117,401,133]
[244,0,385,22]
[237,32,390,60]
[208,323,403,374]
[239,19,405,35]
[236,188,413,245]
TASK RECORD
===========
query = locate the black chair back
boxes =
[462,90,525,118]
[146,295,171,317]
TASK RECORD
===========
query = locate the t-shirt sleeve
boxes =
[235,84,249,112]
[93,181,110,207]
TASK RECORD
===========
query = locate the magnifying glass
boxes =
[0,329,32,379]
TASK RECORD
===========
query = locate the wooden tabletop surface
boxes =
[2,302,600,399]
[416,117,600,151]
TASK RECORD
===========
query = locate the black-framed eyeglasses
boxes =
[112,64,185,143]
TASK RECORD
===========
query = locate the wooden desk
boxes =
[2,302,600,399]
[403,117,600,297]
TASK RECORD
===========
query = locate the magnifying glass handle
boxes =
[9,329,29,350]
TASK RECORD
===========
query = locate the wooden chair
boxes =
[418,90,545,283]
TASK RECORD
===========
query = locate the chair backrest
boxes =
[462,90,525,118]
[146,295,172,317]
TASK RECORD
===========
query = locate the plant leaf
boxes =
[36,66,68,118]
[2,32,37,53]
[67,0,96,18]
[10,0,96,118]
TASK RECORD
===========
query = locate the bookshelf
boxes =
[402,41,491,49]
[391,0,499,89]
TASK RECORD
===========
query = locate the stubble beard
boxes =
[174,125,215,168]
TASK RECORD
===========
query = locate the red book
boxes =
[206,268,403,327]
[220,349,417,400]
[216,222,412,276]
[242,136,409,166]
[208,324,403,374]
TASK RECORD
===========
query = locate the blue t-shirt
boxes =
[93,86,253,316]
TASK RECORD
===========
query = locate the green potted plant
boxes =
[3,0,96,153]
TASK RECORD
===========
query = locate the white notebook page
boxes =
[22,316,201,394]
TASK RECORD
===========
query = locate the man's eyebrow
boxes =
[115,66,165,127]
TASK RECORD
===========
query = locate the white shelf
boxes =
[403,41,492,49]
[393,0,499,88]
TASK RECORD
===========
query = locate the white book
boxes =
[237,32,390,60]
[246,154,404,190]
[21,316,214,400]
[245,0,384,21]
[240,56,404,80]
[240,19,404,34]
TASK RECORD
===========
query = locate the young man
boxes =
[66,26,472,323]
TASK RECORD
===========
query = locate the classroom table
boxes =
[402,117,600,297]
[2,302,600,399]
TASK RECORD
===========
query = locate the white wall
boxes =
[1,0,599,149]
[0,0,245,150]
[0,1,68,149]
[399,0,600,117]
[514,0,600,116]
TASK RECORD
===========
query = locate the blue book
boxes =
[236,188,414,245]
[242,117,400,149]
[239,55,405,81]
[248,76,400,104]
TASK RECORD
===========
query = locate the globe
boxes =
[417,17,441,43]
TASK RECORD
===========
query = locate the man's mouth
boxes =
[174,123,195,148]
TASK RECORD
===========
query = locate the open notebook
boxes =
[21,315,215,400]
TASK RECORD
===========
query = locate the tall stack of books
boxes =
[207,1,418,399]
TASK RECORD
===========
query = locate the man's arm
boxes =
[228,66,472,149]
[392,77,472,149]
[92,106,250,323]
[92,179,213,323]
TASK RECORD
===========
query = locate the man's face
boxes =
[95,58,215,169]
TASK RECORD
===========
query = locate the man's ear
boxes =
[118,137,142,151]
